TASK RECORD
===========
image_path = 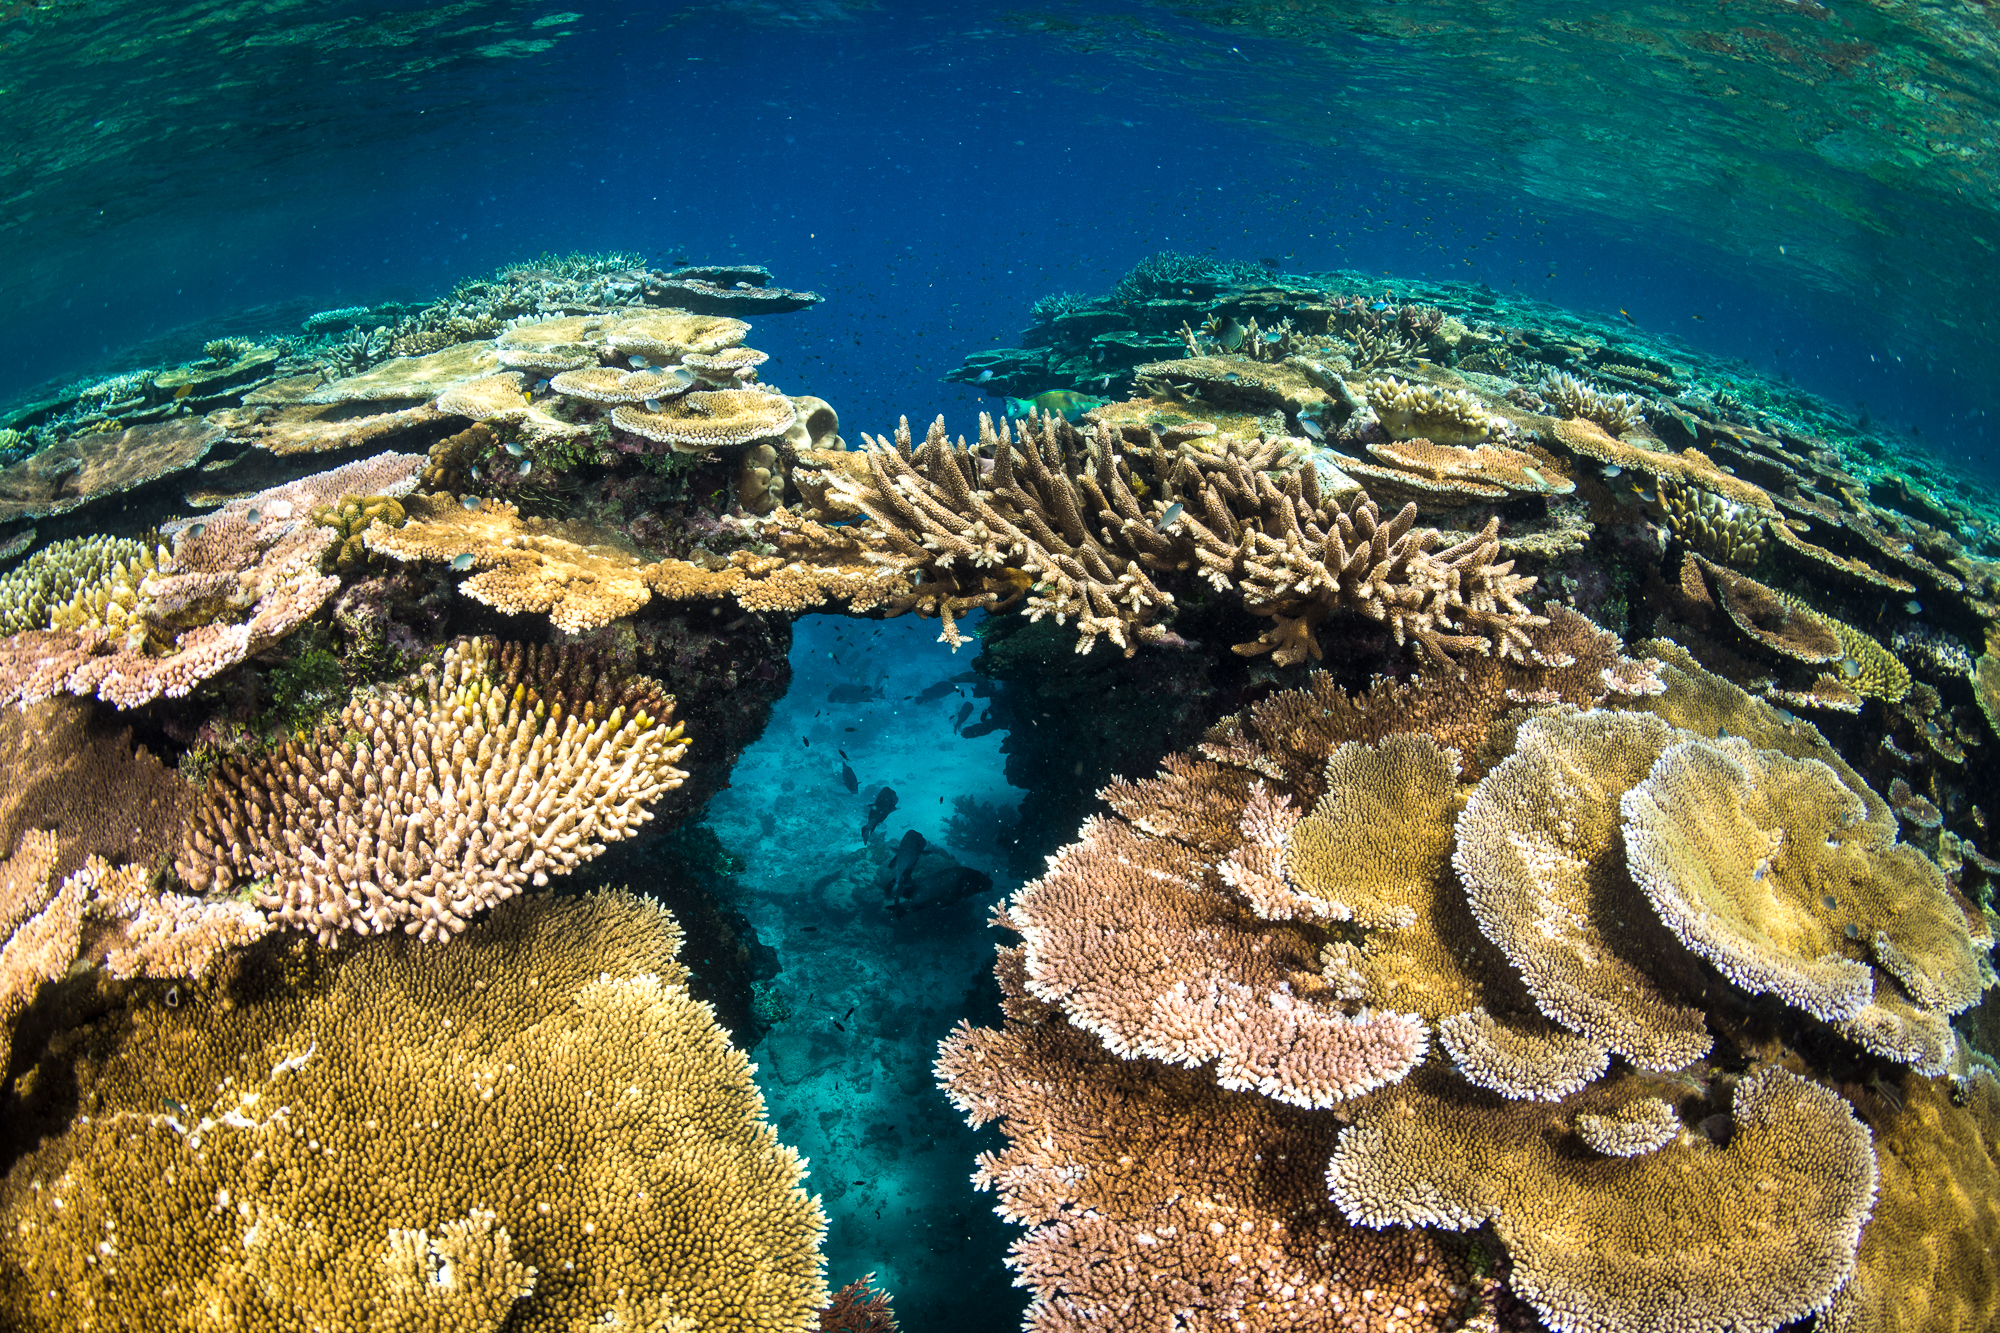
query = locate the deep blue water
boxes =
[2,2,1993,471]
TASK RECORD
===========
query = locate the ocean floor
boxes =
[705,611,1031,1328]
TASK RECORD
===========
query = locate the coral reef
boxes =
[176,637,690,944]
[0,890,827,1332]
[941,631,1997,1333]
[0,452,425,710]
[0,418,225,524]
[0,534,160,636]
[781,411,1541,666]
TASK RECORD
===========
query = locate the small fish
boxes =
[1005,390,1104,423]
[1157,501,1185,531]
[840,762,859,794]
[533,378,551,392]
[643,397,662,412]
[244,507,261,523]
[628,355,651,369]
[523,391,534,405]
[187,522,207,539]
[504,440,526,457]
[461,495,482,510]
[1298,416,1324,441]
[1904,599,1922,615]
[173,384,193,400]
[517,459,532,476]
[1619,309,1637,326]
[975,369,994,383]
[450,553,475,571]
[470,465,482,481]
[1602,464,1623,478]
[1523,466,1547,488]
[1370,301,1390,312]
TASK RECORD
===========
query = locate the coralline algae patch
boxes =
[703,613,1027,1328]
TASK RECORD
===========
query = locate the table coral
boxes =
[612,389,798,453]
[1452,710,1713,1076]
[1621,734,1993,1048]
[943,630,1995,1333]
[936,959,1498,1333]
[366,495,657,633]
[0,452,426,710]
[0,890,828,1333]
[1325,1065,1877,1333]
[0,418,225,524]
[177,637,689,944]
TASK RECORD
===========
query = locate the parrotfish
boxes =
[840,761,859,794]
[1005,390,1105,423]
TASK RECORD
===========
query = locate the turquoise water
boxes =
[2,3,1998,1331]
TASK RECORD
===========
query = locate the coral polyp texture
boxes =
[940,630,1999,1333]
[176,637,690,944]
[0,890,828,1332]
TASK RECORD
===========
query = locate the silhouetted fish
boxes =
[840,762,859,794]
[961,708,1000,739]
[887,830,926,902]
[827,683,884,703]
[861,786,898,839]
[915,678,959,704]
[953,701,974,732]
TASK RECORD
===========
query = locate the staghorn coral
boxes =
[1325,1065,1877,1333]
[1621,734,1994,1042]
[784,411,1542,666]
[0,890,828,1332]
[1363,375,1501,445]
[175,637,690,944]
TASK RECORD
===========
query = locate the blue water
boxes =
[2,2,1991,472]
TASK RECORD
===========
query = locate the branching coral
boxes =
[0,890,828,1332]
[1363,375,1502,445]
[175,638,690,943]
[0,534,159,635]
[782,411,1542,666]
[1533,371,1647,435]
